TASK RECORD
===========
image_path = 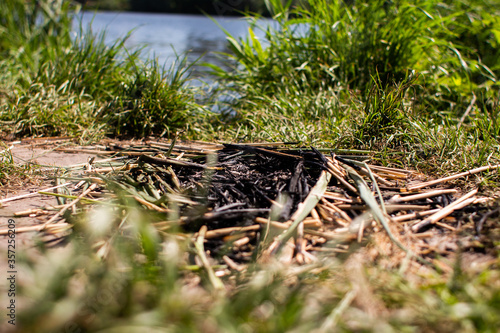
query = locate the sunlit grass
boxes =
[0,144,38,190]
[15,198,500,332]
[0,0,199,139]
[1,0,500,332]
[200,0,500,178]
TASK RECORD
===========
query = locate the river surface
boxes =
[77,11,271,81]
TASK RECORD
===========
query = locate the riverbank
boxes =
[1,0,499,331]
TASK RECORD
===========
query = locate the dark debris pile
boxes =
[87,141,498,268]
[8,139,497,270]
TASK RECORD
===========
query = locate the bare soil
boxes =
[0,141,94,278]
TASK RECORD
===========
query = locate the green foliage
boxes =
[356,74,416,142]
[101,57,199,137]
[0,0,197,139]
[213,0,498,97]
[201,0,500,176]
[2,83,101,138]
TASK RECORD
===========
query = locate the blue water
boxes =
[76,11,271,80]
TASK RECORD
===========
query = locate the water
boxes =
[77,11,271,80]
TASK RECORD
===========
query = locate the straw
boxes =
[193,226,225,291]
[40,183,98,228]
[411,189,478,232]
[0,182,72,204]
[407,165,500,191]
[389,189,458,203]
[272,170,331,252]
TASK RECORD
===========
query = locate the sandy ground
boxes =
[1,143,92,239]
[0,143,94,331]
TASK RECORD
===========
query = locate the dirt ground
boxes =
[0,142,95,288]
[0,140,102,331]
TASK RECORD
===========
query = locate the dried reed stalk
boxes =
[326,167,358,194]
[320,198,352,222]
[41,183,98,228]
[411,189,478,232]
[222,255,245,271]
[389,189,457,203]
[391,208,441,222]
[305,229,355,241]
[193,225,225,291]
[200,225,261,239]
[0,182,72,204]
[87,164,139,174]
[407,165,500,191]
[337,204,431,211]
[139,154,220,170]
[295,221,306,264]
[133,196,170,213]
[323,191,359,203]
[0,223,71,235]
[14,208,52,217]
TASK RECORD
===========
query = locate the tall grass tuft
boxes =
[101,56,200,138]
[0,0,198,139]
[356,73,417,143]
[201,0,500,175]
[212,0,498,100]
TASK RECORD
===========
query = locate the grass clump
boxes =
[0,145,38,191]
[0,0,199,139]
[212,0,499,98]
[102,57,199,138]
[201,0,500,177]
[2,83,101,138]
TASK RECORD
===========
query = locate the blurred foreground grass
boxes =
[14,199,500,332]
[1,0,500,332]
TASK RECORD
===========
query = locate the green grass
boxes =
[1,0,500,332]
[199,0,500,176]
[0,0,200,140]
[0,143,39,190]
[1,0,499,176]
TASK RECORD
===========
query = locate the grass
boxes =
[0,0,200,140]
[0,144,41,191]
[201,0,500,175]
[1,0,500,332]
[14,199,500,332]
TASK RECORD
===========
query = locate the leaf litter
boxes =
[2,138,499,275]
